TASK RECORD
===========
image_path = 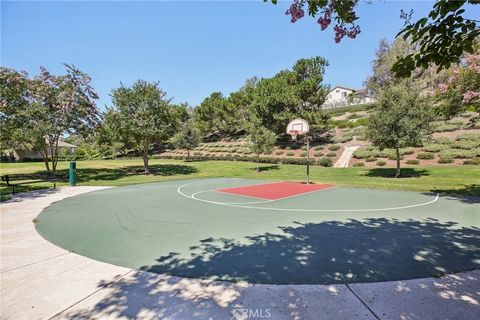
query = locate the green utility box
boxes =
[69,161,76,186]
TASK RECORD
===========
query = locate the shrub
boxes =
[387,154,404,160]
[313,146,323,151]
[421,144,445,153]
[438,157,453,164]
[406,159,419,165]
[433,137,452,145]
[313,152,323,157]
[287,151,295,156]
[451,140,480,150]
[376,160,387,166]
[336,133,353,143]
[353,149,370,159]
[326,152,337,157]
[346,112,359,120]
[365,157,377,162]
[456,132,480,141]
[440,149,475,159]
[432,120,463,132]
[328,144,341,151]
[317,157,332,167]
[401,147,415,155]
[300,151,307,157]
[416,152,434,160]
[301,146,307,150]
[275,150,284,155]
[463,158,480,165]
[354,118,369,127]
[353,162,365,167]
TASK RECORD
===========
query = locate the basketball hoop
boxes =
[286,118,309,140]
[286,118,311,184]
[288,130,300,141]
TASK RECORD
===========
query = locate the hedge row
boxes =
[353,147,414,159]
[153,154,333,167]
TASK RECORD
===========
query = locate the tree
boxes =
[0,65,100,176]
[194,92,242,138]
[366,82,433,178]
[171,121,201,161]
[268,0,479,77]
[110,80,178,173]
[393,2,480,77]
[0,68,29,152]
[251,57,329,134]
[366,37,450,99]
[434,50,480,117]
[366,38,414,95]
[98,109,135,158]
[246,119,277,172]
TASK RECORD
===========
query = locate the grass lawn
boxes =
[1,158,479,200]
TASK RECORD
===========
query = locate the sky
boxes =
[2,1,437,109]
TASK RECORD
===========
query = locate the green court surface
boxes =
[36,178,480,285]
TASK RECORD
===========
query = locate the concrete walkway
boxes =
[1,187,479,320]
[334,145,360,168]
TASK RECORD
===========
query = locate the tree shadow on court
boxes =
[364,168,430,178]
[141,218,480,285]
[59,218,480,319]
[428,184,480,203]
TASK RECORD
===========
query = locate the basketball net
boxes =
[288,130,299,141]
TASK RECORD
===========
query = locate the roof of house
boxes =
[56,141,77,148]
[328,86,375,98]
[14,139,77,151]
[329,85,357,92]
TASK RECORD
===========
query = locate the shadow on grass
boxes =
[364,168,430,178]
[51,164,198,182]
[60,218,480,319]
[0,183,59,202]
[1,164,198,200]
[256,165,280,172]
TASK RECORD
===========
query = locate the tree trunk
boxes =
[40,144,51,177]
[142,140,150,174]
[51,136,60,177]
[142,153,149,173]
[186,149,190,162]
[256,154,260,172]
[395,147,401,178]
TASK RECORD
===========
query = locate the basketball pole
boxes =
[306,136,310,184]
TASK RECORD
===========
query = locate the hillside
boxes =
[159,108,480,168]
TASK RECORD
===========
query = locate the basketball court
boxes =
[35,177,480,285]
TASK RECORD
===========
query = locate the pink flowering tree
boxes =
[434,51,480,118]
[0,65,100,176]
[280,0,360,43]
[269,0,479,77]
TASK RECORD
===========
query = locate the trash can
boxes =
[69,161,76,186]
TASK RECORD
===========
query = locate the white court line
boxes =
[177,179,440,212]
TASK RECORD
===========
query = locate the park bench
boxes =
[1,174,60,195]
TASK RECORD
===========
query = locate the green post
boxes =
[69,161,76,186]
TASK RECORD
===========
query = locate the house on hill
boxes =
[7,140,78,161]
[323,85,376,109]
